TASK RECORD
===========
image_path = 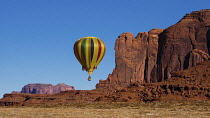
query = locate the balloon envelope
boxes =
[73,37,106,77]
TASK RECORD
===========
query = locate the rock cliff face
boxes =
[157,9,210,81]
[96,9,210,90]
[18,83,74,94]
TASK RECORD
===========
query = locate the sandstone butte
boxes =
[1,9,210,106]
[12,83,75,94]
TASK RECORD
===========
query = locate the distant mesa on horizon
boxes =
[11,83,75,94]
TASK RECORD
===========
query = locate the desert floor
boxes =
[0,101,210,118]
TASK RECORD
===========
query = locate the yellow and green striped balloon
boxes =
[73,37,106,81]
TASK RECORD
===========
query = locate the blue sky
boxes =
[0,0,209,98]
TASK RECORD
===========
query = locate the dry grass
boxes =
[0,101,210,118]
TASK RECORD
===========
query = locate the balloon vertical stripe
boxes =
[77,39,83,64]
[97,39,102,62]
[74,41,80,62]
[87,39,90,68]
[90,39,94,62]
[74,40,84,68]
[81,39,86,63]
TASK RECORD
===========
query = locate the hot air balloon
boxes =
[73,37,106,81]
